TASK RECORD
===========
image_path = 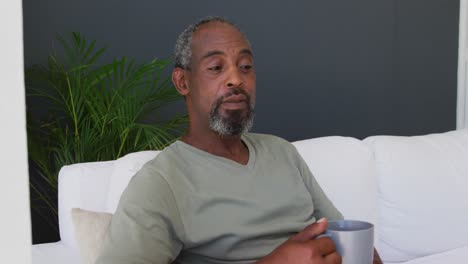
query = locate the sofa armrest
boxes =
[58,160,114,248]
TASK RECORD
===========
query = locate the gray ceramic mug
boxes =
[325,220,374,264]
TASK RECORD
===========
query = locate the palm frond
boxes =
[25,32,186,233]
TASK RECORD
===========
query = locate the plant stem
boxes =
[117,128,130,158]
[65,73,81,161]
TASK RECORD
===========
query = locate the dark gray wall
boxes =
[24,0,460,141]
[23,0,459,243]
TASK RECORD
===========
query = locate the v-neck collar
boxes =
[175,134,256,170]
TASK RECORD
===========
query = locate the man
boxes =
[96,16,382,264]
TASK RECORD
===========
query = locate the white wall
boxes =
[0,1,32,263]
[458,0,468,129]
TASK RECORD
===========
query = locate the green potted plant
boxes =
[25,32,187,235]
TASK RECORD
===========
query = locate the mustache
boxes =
[214,87,251,108]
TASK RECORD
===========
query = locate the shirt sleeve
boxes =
[293,146,344,221]
[95,164,185,264]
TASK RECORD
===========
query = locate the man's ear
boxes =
[172,68,190,96]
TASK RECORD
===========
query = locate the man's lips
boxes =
[223,94,247,103]
[220,95,248,110]
[221,100,247,110]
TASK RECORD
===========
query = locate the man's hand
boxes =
[373,248,383,264]
[256,218,342,264]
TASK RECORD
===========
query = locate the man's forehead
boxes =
[191,22,251,53]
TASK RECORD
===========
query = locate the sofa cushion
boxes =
[71,208,112,264]
[401,245,468,264]
[105,151,160,213]
[292,136,378,227]
[364,129,468,263]
[32,241,81,264]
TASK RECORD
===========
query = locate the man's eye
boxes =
[208,66,222,71]
[240,65,253,71]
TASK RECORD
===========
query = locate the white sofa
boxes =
[32,129,468,264]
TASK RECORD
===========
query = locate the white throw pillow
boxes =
[105,151,160,213]
[364,129,468,262]
[71,208,112,264]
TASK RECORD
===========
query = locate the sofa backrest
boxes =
[58,137,380,250]
[104,151,160,214]
[364,129,468,263]
[293,136,379,228]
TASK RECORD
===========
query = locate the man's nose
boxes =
[225,67,243,88]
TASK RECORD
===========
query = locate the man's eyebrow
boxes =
[240,49,254,58]
[201,50,225,60]
[201,49,254,60]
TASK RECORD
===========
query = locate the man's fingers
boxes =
[324,251,342,264]
[305,236,337,257]
[292,218,328,242]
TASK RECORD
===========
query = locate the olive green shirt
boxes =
[96,133,343,264]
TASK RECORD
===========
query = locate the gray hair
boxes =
[174,16,250,69]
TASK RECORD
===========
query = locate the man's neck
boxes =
[181,130,249,165]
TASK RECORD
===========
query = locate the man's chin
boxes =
[209,103,255,136]
[209,117,252,137]
[219,109,247,120]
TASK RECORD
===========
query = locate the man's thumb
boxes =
[291,218,328,242]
